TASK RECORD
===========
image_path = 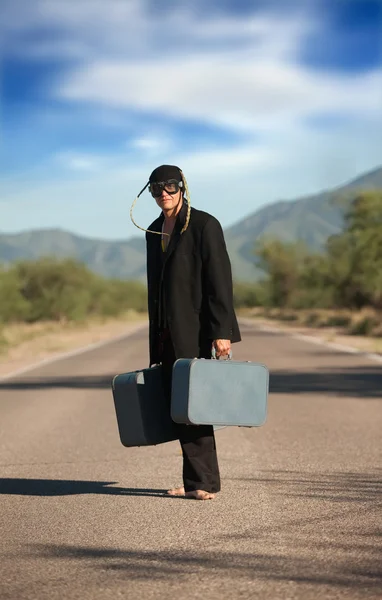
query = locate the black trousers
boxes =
[159,330,221,494]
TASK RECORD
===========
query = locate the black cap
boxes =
[149,164,182,183]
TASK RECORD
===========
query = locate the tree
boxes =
[254,239,308,307]
[14,258,96,322]
[252,190,382,311]
[0,265,30,323]
[326,191,382,309]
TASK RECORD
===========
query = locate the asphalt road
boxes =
[0,321,381,600]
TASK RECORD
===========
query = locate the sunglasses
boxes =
[149,179,183,198]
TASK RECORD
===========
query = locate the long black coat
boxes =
[146,201,241,365]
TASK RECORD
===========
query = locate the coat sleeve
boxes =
[201,216,235,340]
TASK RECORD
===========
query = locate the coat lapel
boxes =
[149,214,163,264]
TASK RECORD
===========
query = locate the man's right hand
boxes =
[212,339,231,358]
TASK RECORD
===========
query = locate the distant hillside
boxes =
[225,165,382,281]
[0,229,147,280]
[1,165,381,282]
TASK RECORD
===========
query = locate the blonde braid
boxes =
[180,170,191,234]
[130,182,169,237]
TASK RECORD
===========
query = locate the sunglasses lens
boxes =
[164,180,179,193]
[150,183,162,197]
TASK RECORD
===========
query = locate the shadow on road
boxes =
[1,366,380,398]
[2,470,380,505]
[269,366,381,398]
[0,478,168,497]
[0,375,114,390]
[228,469,382,506]
[3,471,382,591]
[20,538,381,591]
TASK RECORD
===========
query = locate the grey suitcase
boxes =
[112,366,178,447]
[112,364,227,448]
[171,358,269,427]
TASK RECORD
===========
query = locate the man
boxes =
[145,164,241,500]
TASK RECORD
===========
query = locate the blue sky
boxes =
[1,0,382,239]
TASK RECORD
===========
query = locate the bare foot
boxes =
[167,486,185,496]
[185,490,216,500]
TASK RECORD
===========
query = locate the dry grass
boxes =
[237,307,382,355]
[0,311,148,377]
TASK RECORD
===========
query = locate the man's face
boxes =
[150,180,182,211]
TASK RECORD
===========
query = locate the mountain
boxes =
[1,166,381,282]
[0,229,147,281]
[225,165,382,281]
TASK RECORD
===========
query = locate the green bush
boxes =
[0,266,31,323]
[93,279,147,316]
[302,312,321,327]
[324,314,351,327]
[0,327,9,355]
[13,258,96,322]
[233,283,263,308]
[348,316,379,336]
[0,258,147,324]
[278,312,298,322]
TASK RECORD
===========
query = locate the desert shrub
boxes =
[94,279,147,316]
[233,283,264,308]
[371,322,382,337]
[323,314,352,327]
[302,312,321,327]
[0,266,31,323]
[2,258,147,323]
[348,315,380,336]
[0,326,9,354]
[278,312,298,322]
[13,258,96,322]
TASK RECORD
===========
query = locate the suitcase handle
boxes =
[211,347,233,360]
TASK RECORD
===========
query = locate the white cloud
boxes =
[1,1,382,239]
[130,136,166,152]
[2,0,307,60]
[54,151,102,171]
[5,0,381,134]
[14,0,370,135]
[56,54,381,137]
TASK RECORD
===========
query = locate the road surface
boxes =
[0,320,381,599]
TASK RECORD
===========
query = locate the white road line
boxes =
[239,318,281,334]
[0,322,148,382]
[292,333,382,364]
[238,318,382,365]
[292,333,359,353]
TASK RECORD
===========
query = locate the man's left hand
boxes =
[212,339,231,359]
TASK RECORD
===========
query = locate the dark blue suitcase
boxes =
[112,366,178,447]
